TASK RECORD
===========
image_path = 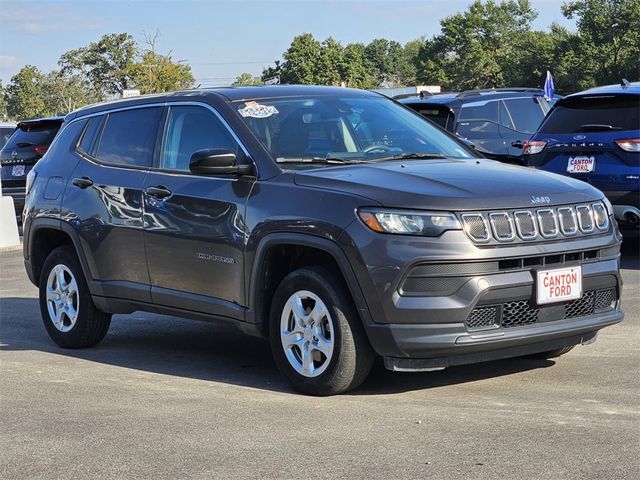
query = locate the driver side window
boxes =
[160,105,239,171]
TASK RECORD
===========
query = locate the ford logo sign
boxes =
[573,135,587,141]
[531,195,551,205]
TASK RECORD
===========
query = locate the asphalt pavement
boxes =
[1,233,638,480]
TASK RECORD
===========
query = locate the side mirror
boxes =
[511,140,524,149]
[189,149,253,176]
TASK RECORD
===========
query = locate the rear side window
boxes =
[0,127,15,149]
[77,116,103,156]
[3,122,62,150]
[96,107,162,168]
[459,101,498,123]
[539,95,640,133]
[500,98,545,134]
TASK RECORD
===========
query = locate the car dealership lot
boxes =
[1,234,638,480]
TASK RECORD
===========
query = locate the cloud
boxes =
[0,4,102,34]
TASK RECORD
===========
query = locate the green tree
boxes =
[277,33,323,84]
[44,71,96,115]
[340,43,376,88]
[562,0,640,86]
[232,72,262,86]
[5,66,48,120]
[0,80,7,121]
[435,0,538,90]
[316,37,344,86]
[59,33,137,99]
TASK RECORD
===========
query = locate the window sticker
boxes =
[238,101,279,119]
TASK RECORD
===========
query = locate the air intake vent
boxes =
[489,213,515,241]
[557,207,577,236]
[461,214,490,243]
[537,209,559,238]
[576,205,595,233]
[513,211,537,240]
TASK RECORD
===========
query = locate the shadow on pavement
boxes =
[1,296,557,396]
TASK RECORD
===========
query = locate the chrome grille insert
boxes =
[592,203,609,231]
[461,214,490,243]
[459,201,609,244]
[489,212,515,241]
[513,211,537,240]
[557,207,578,236]
[576,205,594,233]
[537,209,559,238]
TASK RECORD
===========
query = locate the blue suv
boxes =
[524,82,639,226]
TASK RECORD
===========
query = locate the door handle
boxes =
[72,176,94,189]
[145,185,172,199]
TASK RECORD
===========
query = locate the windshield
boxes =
[234,95,472,167]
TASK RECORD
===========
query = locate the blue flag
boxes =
[544,70,555,101]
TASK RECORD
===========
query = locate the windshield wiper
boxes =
[276,156,367,165]
[363,152,448,162]
[579,124,622,132]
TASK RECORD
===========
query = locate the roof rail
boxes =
[456,87,544,98]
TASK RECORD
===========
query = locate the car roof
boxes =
[65,85,380,121]
[567,81,640,97]
[400,88,545,107]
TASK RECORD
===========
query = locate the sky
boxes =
[0,0,576,87]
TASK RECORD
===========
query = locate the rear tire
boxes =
[526,346,575,359]
[39,246,111,348]
[269,266,374,396]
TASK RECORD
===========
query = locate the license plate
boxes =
[537,266,582,305]
[11,165,25,177]
[567,156,595,173]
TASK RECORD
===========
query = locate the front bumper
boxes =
[340,220,624,362]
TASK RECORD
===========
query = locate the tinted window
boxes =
[459,101,498,122]
[539,95,640,133]
[161,106,238,171]
[456,120,499,138]
[0,127,15,149]
[77,116,103,156]
[406,104,454,131]
[96,107,162,167]
[502,98,545,133]
[236,95,471,167]
[498,101,514,129]
[3,122,62,150]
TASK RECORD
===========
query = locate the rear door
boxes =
[528,94,639,194]
[455,100,506,159]
[143,103,255,318]
[64,106,163,302]
[498,97,548,160]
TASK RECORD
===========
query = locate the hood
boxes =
[294,158,603,211]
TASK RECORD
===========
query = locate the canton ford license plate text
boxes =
[537,266,582,305]
[567,156,595,173]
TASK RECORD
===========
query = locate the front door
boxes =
[143,104,255,319]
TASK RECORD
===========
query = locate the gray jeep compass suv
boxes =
[22,86,623,395]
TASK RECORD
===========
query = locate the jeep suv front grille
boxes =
[460,202,609,244]
[465,288,617,331]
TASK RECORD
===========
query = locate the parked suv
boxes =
[23,86,623,395]
[524,82,639,226]
[0,117,64,224]
[400,88,552,163]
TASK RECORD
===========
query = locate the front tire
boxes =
[269,267,374,396]
[39,246,111,348]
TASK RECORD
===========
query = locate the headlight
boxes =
[357,208,461,236]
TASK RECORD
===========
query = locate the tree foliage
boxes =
[232,72,262,86]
